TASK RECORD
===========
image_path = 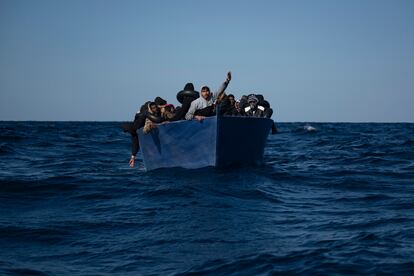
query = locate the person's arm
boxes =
[185,100,198,120]
[129,134,138,167]
[169,97,192,121]
[213,71,231,100]
[128,113,144,167]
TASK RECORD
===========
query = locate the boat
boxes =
[138,115,273,171]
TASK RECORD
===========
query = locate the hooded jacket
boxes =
[185,81,229,120]
[143,103,163,134]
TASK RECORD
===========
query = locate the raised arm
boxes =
[213,71,231,100]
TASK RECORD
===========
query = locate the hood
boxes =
[147,102,160,116]
[199,94,213,107]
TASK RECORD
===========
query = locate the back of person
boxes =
[220,94,239,116]
[255,94,273,118]
[168,83,199,121]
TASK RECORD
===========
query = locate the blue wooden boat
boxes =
[138,116,273,171]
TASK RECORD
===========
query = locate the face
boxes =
[249,101,257,110]
[235,101,240,110]
[201,88,210,100]
[228,96,235,106]
[150,104,158,113]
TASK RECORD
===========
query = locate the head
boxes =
[228,94,235,106]
[183,83,195,91]
[164,104,175,113]
[160,104,175,119]
[177,83,199,104]
[247,94,259,110]
[200,86,211,100]
[256,94,264,104]
[149,102,159,114]
[154,96,167,107]
[235,101,240,110]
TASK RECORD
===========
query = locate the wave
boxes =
[0,177,80,194]
[0,134,26,142]
[1,122,414,275]
[177,250,386,275]
[0,225,71,244]
[2,268,49,276]
[0,144,15,155]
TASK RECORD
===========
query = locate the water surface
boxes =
[0,122,413,275]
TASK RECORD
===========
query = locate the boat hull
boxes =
[138,116,273,171]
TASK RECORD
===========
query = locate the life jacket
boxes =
[177,90,199,104]
[244,105,266,117]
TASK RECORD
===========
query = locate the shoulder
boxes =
[191,98,202,105]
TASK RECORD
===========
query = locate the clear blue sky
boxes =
[1,0,413,122]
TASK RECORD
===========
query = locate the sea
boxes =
[0,121,413,275]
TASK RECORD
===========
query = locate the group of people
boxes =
[122,71,276,167]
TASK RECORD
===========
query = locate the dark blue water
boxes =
[1,122,414,275]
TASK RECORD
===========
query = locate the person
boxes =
[160,104,175,121]
[154,96,167,108]
[221,93,239,116]
[243,94,267,117]
[255,94,277,133]
[239,95,248,113]
[185,71,232,121]
[228,94,236,107]
[123,97,167,167]
[234,100,241,114]
[254,94,274,118]
[243,94,278,134]
[122,111,145,167]
[168,83,199,121]
[143,102,163,134]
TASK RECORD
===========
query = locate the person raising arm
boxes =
[185,71,232,121]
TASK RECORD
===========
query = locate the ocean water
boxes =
[0,121,413,275]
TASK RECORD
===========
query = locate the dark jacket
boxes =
[168,96,195,121]
[243,105,267,117]
[219,96,239,116]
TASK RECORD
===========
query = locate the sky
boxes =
[1,0,413,122]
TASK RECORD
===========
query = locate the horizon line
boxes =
[1,120,413,124]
